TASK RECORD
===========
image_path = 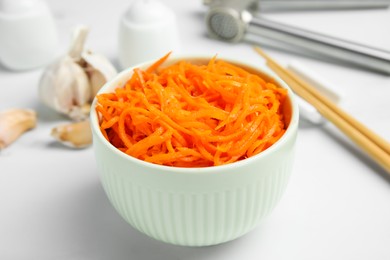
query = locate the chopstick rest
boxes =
[287,61,344,125]
[296,96,325,125]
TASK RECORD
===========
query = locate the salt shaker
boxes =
[118,0,181,69]
[0,0,58,70]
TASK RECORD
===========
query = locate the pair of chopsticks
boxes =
[254,46,390,175]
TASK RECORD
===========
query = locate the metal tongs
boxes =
[204,0,390,74]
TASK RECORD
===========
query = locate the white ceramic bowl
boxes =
[90,55,299,246]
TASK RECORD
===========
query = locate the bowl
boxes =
[90,55,299,246]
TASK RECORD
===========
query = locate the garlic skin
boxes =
[51,120,92,149]
[0,109,37,149]
[38,25,117,121]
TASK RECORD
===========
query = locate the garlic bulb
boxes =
[51,120,92,149]
[38,25,117,121]
[0,108,37,149]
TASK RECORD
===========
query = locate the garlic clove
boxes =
[82,50,117,97]
[68,103,91,121]
[66,58,91,114]
[51,120,92,149]
[89,69,107,97]
[0,109,37,149]
[38,58,73,115]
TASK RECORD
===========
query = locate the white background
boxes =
[1,0,390,259]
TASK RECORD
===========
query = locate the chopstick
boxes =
[254,46,390,174]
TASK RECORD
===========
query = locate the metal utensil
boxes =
[256,0,390,12]
[205,0,390,74]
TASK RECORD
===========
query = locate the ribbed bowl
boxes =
[90,55,299,246]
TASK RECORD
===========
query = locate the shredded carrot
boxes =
[96,53,288,167]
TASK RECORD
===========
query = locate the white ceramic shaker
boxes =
[118,0,181,69]
[0,0,58,70]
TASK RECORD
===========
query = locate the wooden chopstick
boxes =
[254,46,390,174]
[256,47,390,155]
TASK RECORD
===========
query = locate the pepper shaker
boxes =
[118,0,181,69]
[0,0,58,70]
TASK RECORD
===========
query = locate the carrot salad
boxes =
[96,53,288,167]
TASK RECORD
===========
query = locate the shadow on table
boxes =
[68,181,251,260]
[321,125,390,184]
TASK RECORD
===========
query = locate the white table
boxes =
[1,1,390,259]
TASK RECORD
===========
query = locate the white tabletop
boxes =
[1,1,390,259]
